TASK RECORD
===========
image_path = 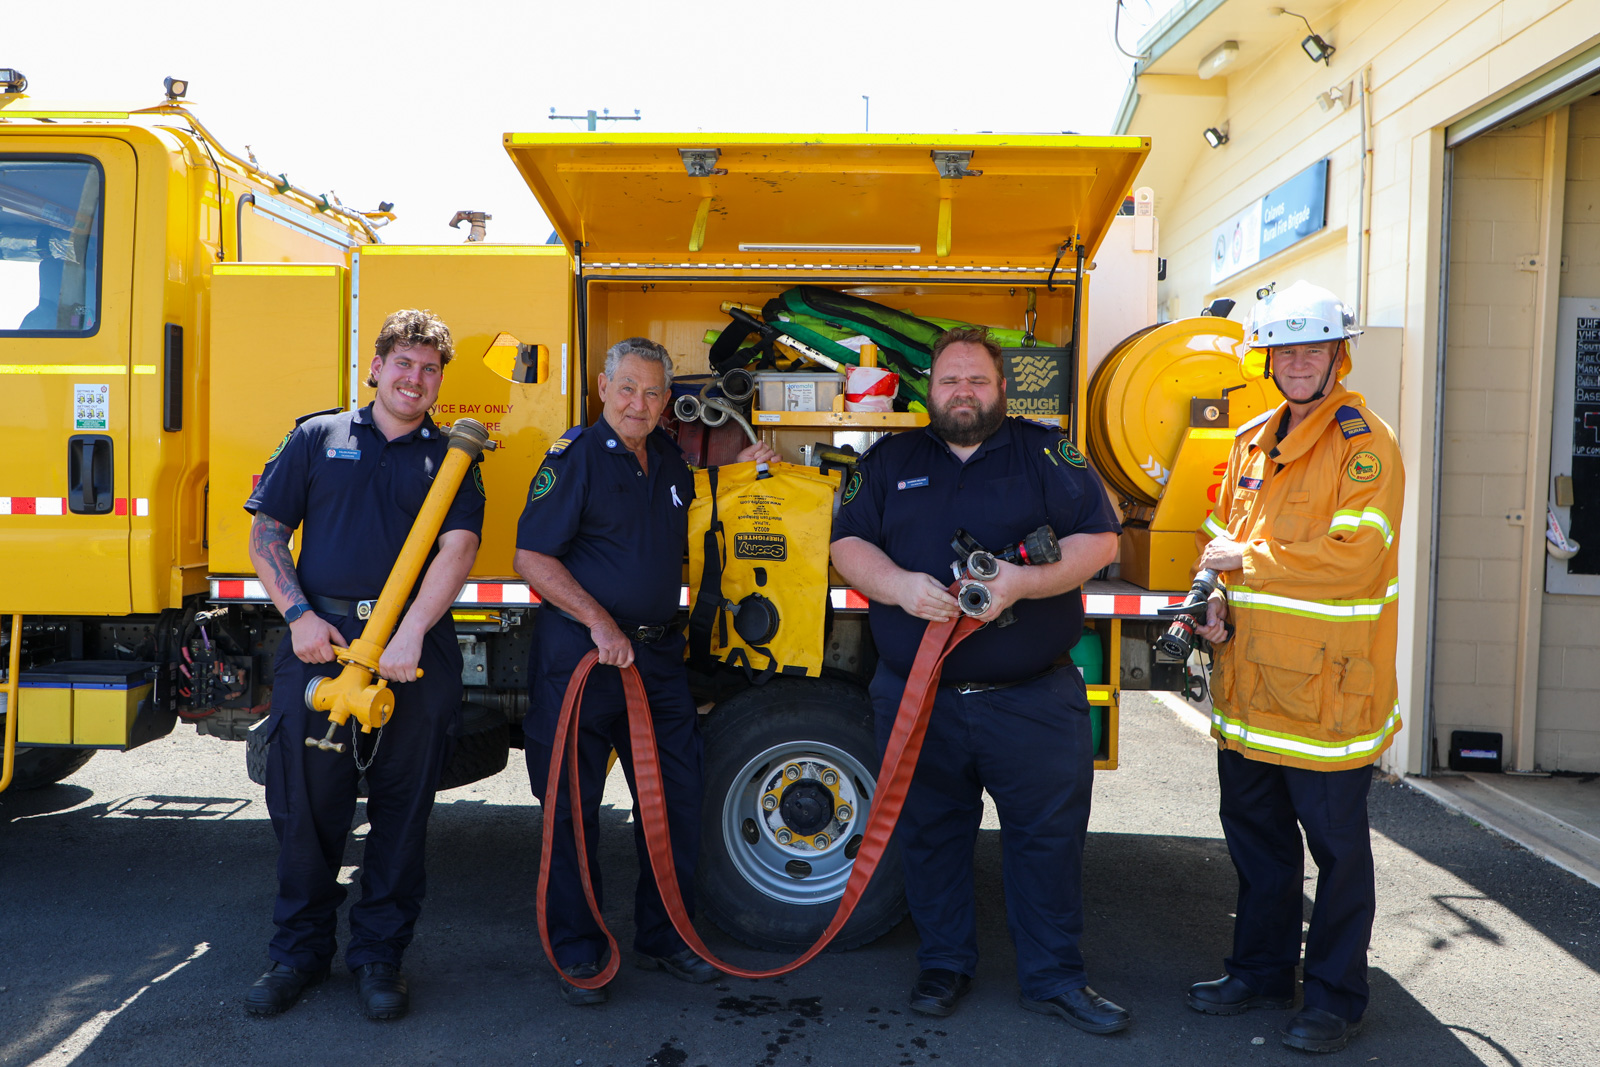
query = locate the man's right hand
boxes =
[898,571,961,623]
[1195,594,1231,645]
[591,618,636,669]
[290,614,349,664]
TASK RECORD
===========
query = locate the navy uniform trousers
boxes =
[870,662,1095,1001]
[525,610,703,969]
[1217,748,1375,1022]
[263,611,461,972]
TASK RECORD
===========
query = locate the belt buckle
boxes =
[634,625,665,644]
[357,599,377,620]
[954,682,980,695]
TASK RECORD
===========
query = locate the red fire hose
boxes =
[536,607,983,987]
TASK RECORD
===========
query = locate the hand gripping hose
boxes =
[537,601,983,987]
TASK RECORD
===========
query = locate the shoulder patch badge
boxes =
[546,425,583,457]
[1336,405,1371,439]
[531,467,557,501]
[1057,440,1087,468]
[472,463,486,499]
[267,430,292,462]
[1347,451,1381,483]
[842,470,863,505]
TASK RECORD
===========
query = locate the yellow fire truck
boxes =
[0,72,1274,950]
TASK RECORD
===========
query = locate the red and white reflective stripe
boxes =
[1083,593,1186,617]
[829,587,870,610]
[213,578,269,600]
[457,582,539,605]
[0,497,148,516]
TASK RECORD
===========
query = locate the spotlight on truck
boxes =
[164,76,189,101]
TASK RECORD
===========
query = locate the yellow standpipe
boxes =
[304,419,496,754]
[2,614,20,794]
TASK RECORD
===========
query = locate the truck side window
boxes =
[0,157,103,335]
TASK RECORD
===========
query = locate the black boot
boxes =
[354,961,409,1020]
[244,962,328,1016]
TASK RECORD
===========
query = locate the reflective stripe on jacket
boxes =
[1195,383,1404,772]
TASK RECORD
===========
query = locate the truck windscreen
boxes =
[0,158,103,334]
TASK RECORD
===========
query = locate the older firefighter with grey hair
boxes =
[513,338,776,1004]
[1189,281,1405,1053]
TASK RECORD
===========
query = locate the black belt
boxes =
[546,603,670,645]
[939,665,1059,695]
[306,593,414,621]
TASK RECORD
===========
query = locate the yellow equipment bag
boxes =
[686,460,841,682]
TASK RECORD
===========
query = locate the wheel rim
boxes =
[720,738,875,906]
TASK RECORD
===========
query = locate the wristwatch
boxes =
[283,602,313,624]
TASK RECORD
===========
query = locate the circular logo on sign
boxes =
[1347,451,1381,482]
[1058,440,1087,467]
[1287,317,1307,332]
[531,467,557,501]
[842,470,863,505]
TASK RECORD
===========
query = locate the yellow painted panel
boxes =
[354,247,573,579]
[0,135,138,615]
[1150,427,1236,531]
[504,134,1149,265]
[16,689,73,746]
[209,264,346,573]
[73,684,148,746]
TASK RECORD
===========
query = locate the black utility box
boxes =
[1447,730,1503,772]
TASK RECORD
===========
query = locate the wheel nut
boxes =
[776,829,792,844]
[814,833,830,848]
[821,770,838,786]
[784,765,801,781]
[836,805,851,821]
[762,794,778,811]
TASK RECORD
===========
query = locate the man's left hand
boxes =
[1198,536,1245,574]
[974,559,1026,624]
[736,441,780,464]
[378,628,425,684]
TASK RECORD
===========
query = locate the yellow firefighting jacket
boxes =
[1195,382,1404,772]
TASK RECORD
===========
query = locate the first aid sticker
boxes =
[75,384,109,431]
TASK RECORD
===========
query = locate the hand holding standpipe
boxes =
[949,526,1062,623]
[302,419,497,754]
[1154,567,1233,661]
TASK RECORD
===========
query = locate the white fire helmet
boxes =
[1240,281,1360,383]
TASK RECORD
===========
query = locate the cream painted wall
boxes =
[1537,94,1600,770]
[1129,0,1600,772]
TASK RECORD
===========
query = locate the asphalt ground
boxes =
[3,692,1598,1067]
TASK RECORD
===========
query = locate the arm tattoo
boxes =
[251,514,307,606]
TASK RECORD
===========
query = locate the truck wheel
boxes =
[437,701,511,791]
[6,746,96,790]
[244,702,510,791]
[697,677,907,952]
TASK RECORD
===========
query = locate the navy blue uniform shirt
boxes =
[515,416,696,626]
[832,417,1121,682]
[245,405,486,600]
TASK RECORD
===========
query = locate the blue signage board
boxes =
[1259,159,1329,260]
[1210,158,1329,284]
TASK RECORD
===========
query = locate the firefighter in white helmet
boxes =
[1188,281,1405,1053]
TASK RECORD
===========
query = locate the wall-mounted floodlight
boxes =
[1203,125,1229,148]
[1274,8,1335,65]
[1198,41,1239,80]
[1203,298,1237,319]
[164,76,188,100]
[0,68,27,94]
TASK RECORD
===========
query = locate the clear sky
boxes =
[7,0,1161,246]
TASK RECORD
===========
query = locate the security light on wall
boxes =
[1198,41,1240,80]
[1203,124,1230,148]
[1273,7,1336,65]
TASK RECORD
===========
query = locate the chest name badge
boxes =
[326,448,361,461]
[897,476,930,490]
[1238,476,1263,490]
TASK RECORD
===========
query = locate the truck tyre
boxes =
[6,746,96,790]
[244,702,510,791]
[697,676,907,952]
[437,702,511,791]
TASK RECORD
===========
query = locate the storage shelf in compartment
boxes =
[752,409,928,428]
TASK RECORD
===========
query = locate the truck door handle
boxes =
[68,434,113,515]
